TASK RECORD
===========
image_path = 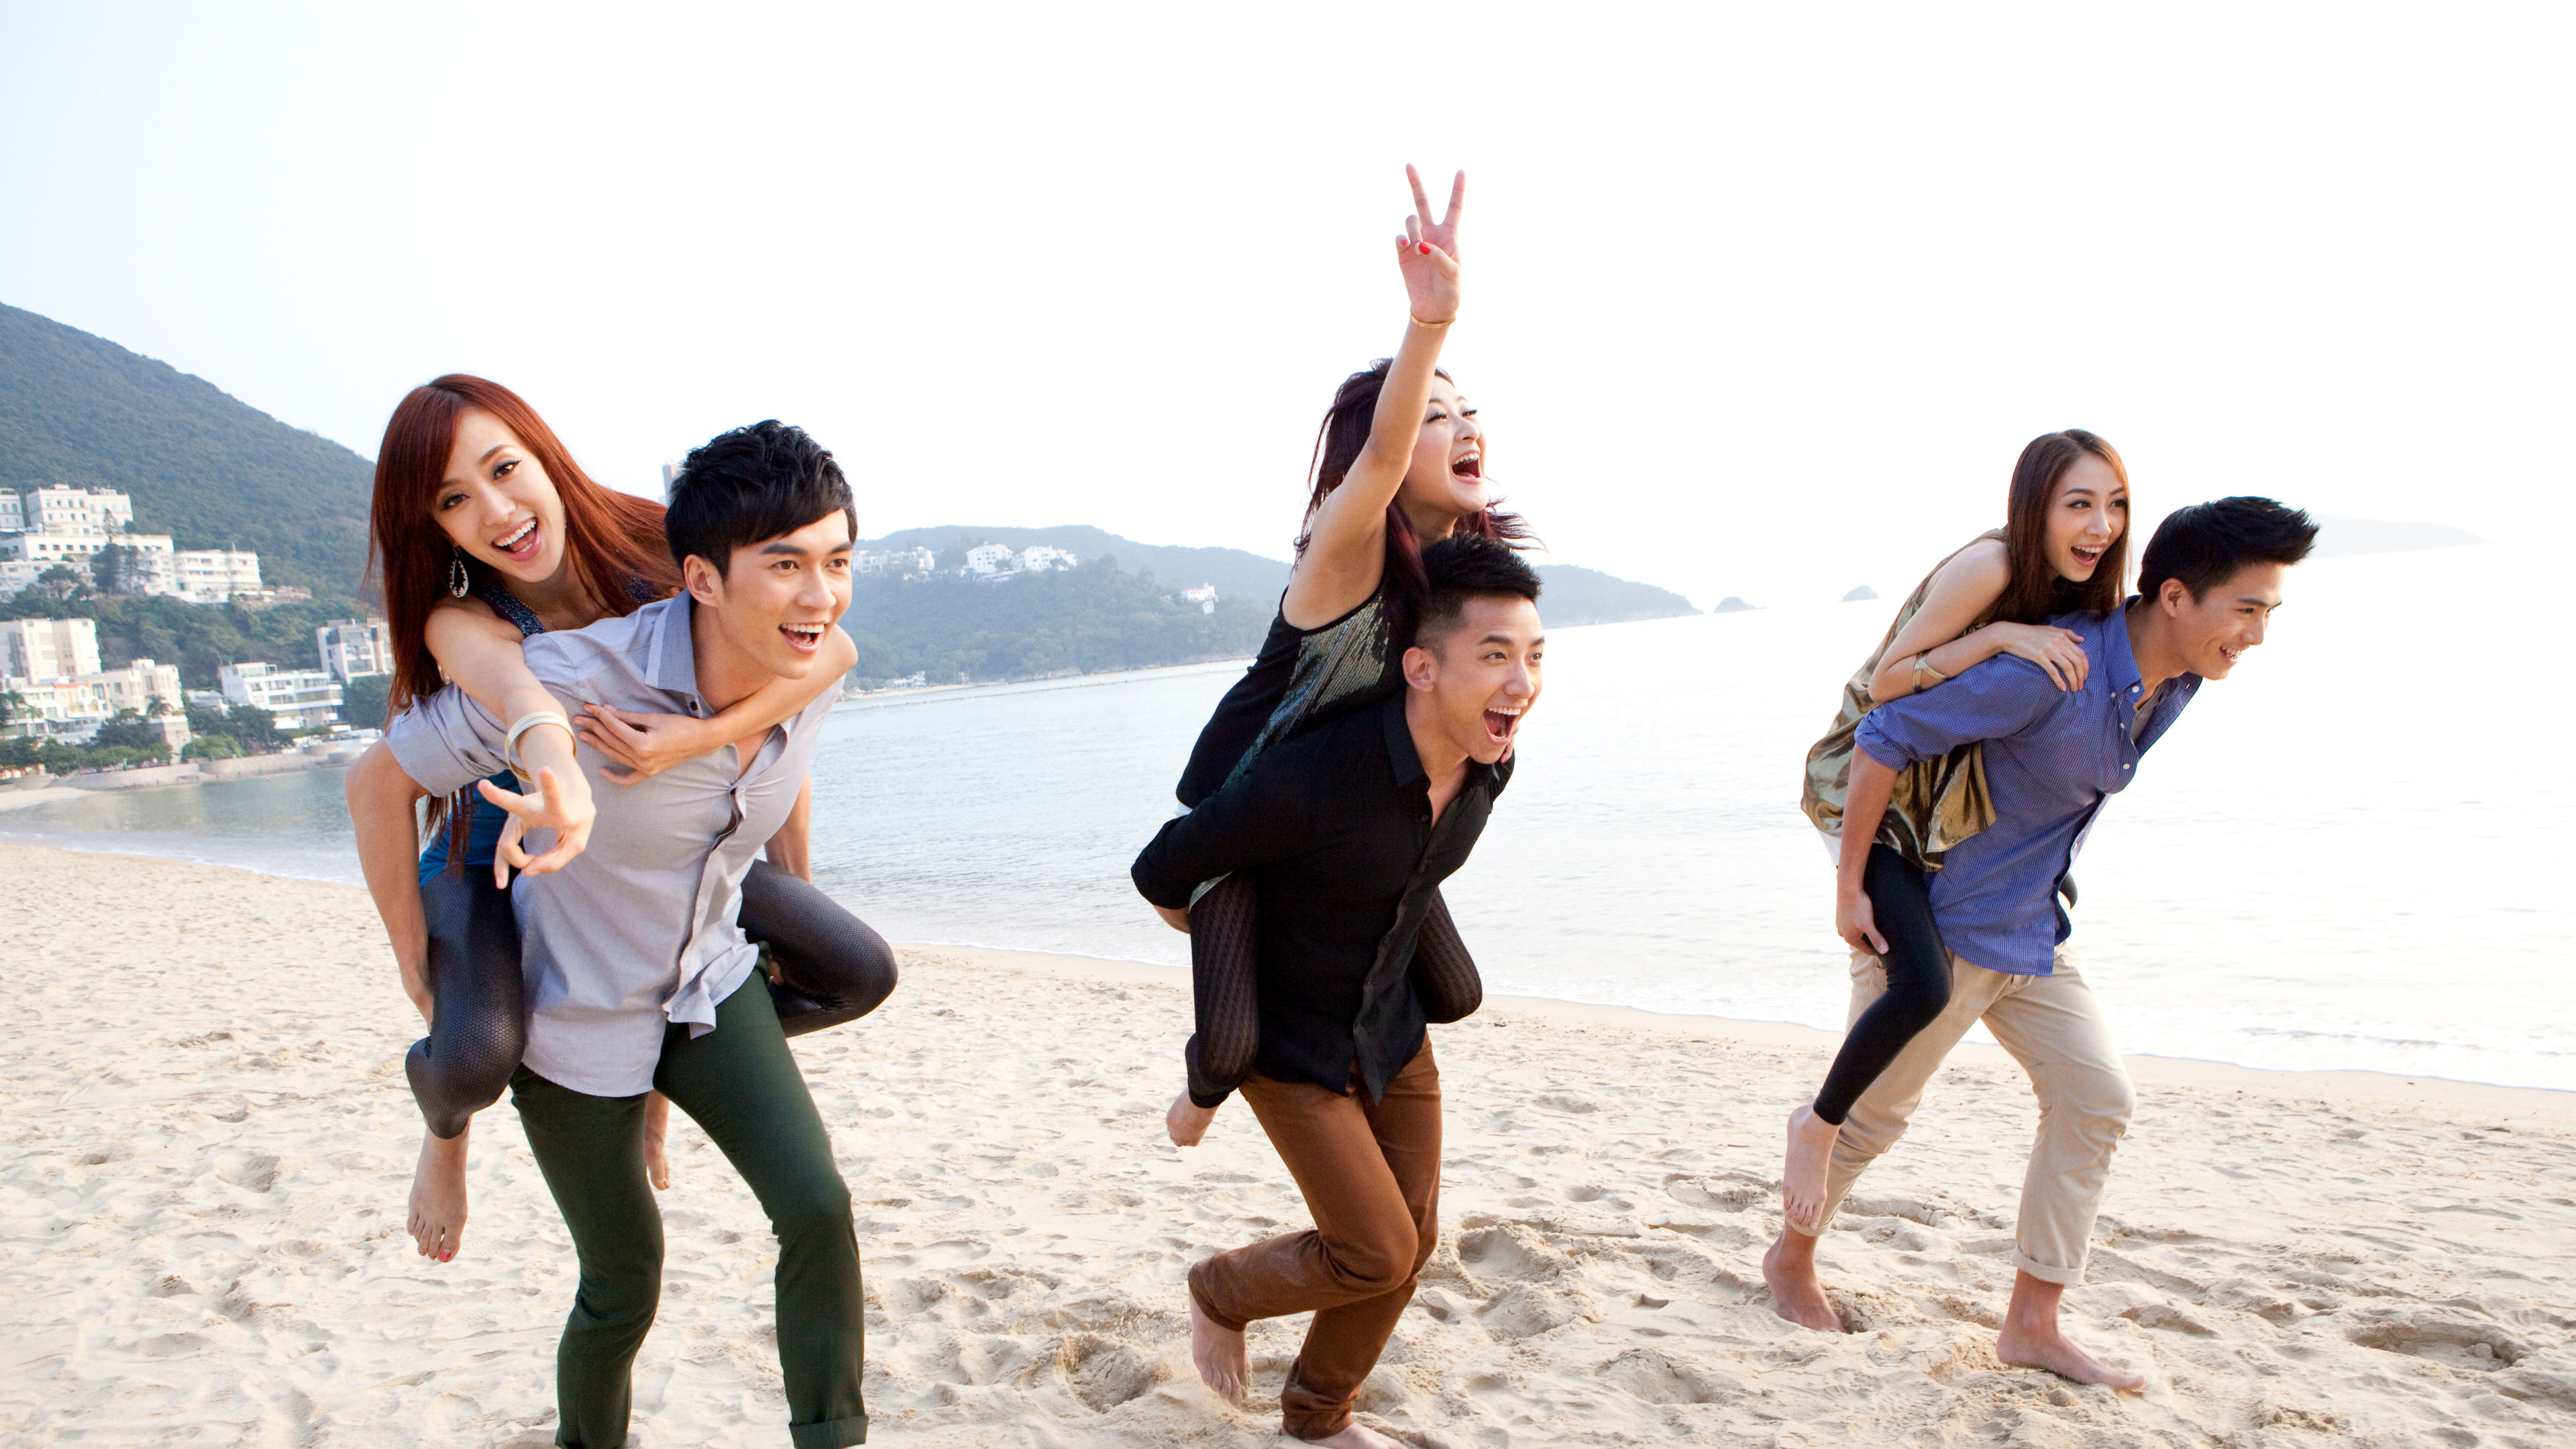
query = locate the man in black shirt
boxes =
[1131,533,1544,1448]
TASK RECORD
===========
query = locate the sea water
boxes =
[7,542,2566,1089]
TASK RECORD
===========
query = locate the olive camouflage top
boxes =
[1799,531,2006,870]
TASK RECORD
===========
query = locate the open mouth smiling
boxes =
[780,621,829,653]
[1452,450,1483,482]
[1482,704,1521,747]
[2069,544,2104,568]
[492,518,541,562]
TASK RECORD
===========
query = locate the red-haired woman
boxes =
[348,374,894,1265]
[1155,168,1532,1440]
[1784,430,2132,1236]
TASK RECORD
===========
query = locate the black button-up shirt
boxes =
[1133,693,1513,1102]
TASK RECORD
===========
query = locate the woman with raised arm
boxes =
[345,375,898,1267]
[1784,429,2132,1232]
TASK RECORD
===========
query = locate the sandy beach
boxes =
[3,841,2571,1447]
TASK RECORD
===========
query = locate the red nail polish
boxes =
[1418,244,1431,255]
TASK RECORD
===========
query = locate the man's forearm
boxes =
[1838,751,1900,888]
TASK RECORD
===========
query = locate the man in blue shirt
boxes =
[1764,497,2318,1389]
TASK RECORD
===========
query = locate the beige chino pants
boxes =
[1792,949,2136,1286]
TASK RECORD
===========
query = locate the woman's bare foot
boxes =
[1761,1228,1843,1332]
[1996,1269,2145,1389]
[642,1091,673,1191]
[1302,1424,1403,1448]
[1782,1102,1839,1233]
[1188,1294,1246,1400]
[407,1127,470,1263]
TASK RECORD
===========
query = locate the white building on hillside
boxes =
[963,543,1019,576]
[219,661,342,731]
[1020,545,1079,573]
[1,657,186,743]
[0,492,19,532]
[1,618,103,680]
[22,486,137,536]
[316,617,394,682]
[175,549,262,604]
[857,547,937,578]
[1182,583,1218,614]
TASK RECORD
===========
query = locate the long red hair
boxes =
[365,374,680,723]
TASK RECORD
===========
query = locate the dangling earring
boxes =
[447,545,470,599]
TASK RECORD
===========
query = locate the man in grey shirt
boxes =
[354,421,869,1449]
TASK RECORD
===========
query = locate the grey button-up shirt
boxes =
[385,595,835,1097]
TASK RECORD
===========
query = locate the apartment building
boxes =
[219,661,342,731]
[316,617,394,683]
[0,618,103,680]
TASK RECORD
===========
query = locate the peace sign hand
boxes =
[1395,165,1464,325]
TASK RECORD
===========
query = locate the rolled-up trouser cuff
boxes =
[789,1411,868,1448]
[2010,1246,2085,1287]
[1187,1260,1247,1334]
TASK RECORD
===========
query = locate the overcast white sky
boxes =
[1,3,2565,607]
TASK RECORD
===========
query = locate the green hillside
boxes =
[0,303,375,596]
[866,525,1701,627]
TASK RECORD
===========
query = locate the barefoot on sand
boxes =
[1997,1271,2146,1390]
[1781,1102,1838,1233]
[1762,1229,1842,1332]
[408,1127,469,1263]
[1187,1293,1246,1401]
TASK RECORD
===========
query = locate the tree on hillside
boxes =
[30,564,91,602]
[339,672,393,729]
[89,710,165,753]
[91,543,148,596]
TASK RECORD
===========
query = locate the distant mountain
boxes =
[1532,564,1699,626]
[859,525,1293,603]
[2312,515,2483,558]
[0,303,374,597]
[860,525,1698,627]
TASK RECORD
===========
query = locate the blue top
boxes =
[1853,604,2200,976]
[415,580,558,883]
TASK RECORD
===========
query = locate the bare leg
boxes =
[1762,1226,1841,1332]
[407,1124,470,1263]
[1994,1271,2144,1389]
[641,1090,673,1191]
[1781,1102,1840,1234]
[1188,1293,1246,1401]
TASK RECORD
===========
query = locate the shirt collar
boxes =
[1379,690,1504,794]
[2100,604,2145,699]
[1381,692,1427,788]
[643,595,706,706]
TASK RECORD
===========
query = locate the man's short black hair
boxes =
[665,420,857,576]
[1413,532,1542,649]
[2136,496,2318,602]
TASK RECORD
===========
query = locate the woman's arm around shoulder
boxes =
[1866,539,2089,701]
[578,626,855,782]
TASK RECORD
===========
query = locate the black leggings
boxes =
[1183,873,1483,1108]
[1811,843,1953,1126]
[406,860,898,1139]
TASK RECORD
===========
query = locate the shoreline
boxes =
[0,826,2563,1105]
[942,942,2576,1128]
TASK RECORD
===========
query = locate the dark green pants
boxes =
[511,969,868,1448]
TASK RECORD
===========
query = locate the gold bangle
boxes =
[1911,652,1950,693]
[1409,315,1455,328]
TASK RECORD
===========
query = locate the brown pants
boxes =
[1189,1040,1440,1441]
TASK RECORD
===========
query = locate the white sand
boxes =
[3,841,2572,1447]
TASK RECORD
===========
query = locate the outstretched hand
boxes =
[480,767,595,885]
[1396,164,1464,325]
